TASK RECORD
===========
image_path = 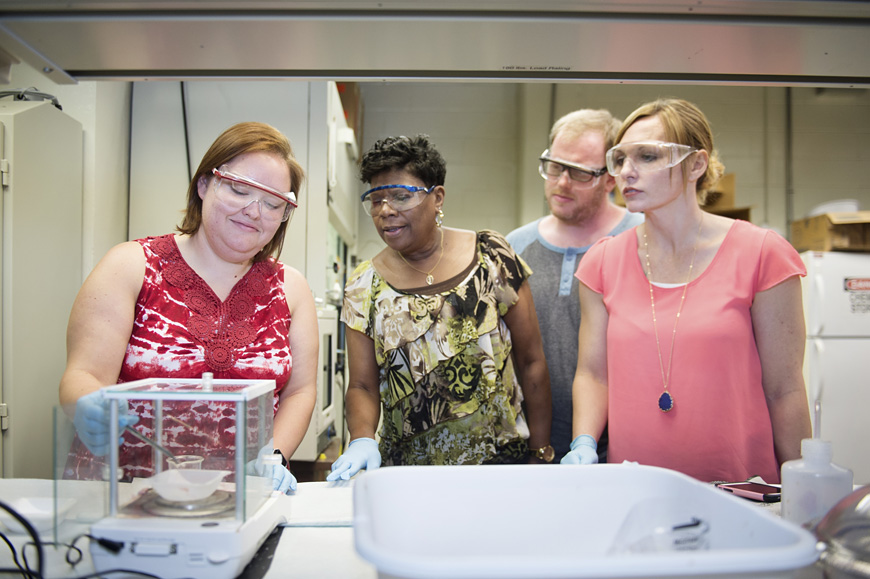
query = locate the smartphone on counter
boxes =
[716,482,782,503]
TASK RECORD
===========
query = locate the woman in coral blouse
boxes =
[562,99,811,483]
[60,122,317,493]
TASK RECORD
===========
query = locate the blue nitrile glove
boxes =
[246,439,297,494]
[73,390,140,456]
[560,434,599,465]
[326,437,381,481]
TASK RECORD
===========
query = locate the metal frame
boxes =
[0,1,869,86]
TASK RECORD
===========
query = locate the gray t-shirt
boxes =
[506,211,644,462]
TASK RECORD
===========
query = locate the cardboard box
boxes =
[790,211,870,252]
[615,173,737,210]
[336,82,363,150]
[705,206,751,222]
[704,172,735,208]
[612,187,626,207]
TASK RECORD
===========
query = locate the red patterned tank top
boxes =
[65,235,292,480]
[119,234,292,390]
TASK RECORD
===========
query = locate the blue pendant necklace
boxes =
[643,216,703,413]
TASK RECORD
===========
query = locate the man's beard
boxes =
[547,187,607,225]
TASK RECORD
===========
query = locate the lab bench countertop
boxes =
[257,480,377,579]
[0,478,376,579]
[0,477,826,579]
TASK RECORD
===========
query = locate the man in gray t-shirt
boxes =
[507,109,643,463]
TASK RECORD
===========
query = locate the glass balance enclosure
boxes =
[57,377,277,525]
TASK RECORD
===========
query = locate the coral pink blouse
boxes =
[576,219,806,483]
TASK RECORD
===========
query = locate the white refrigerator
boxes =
[801,250,870,485]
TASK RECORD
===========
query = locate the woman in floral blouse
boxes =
[328,135,552,480]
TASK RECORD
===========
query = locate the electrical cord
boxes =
[1,529,27,577]
[68,569,167,579]
[22,543,73,578]
[1,530,46,579]
[70,535,124,557]
[6,533,104,574]
[1,502,197,579]
[0,87,62,110]
[0,569,175,579]
[3,536,176,579]
[0,568,39,578]
[0,500,43,579]
[1,505,149,579]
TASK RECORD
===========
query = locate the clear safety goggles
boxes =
[360,184,436,216]
[212,167,297,223]
[538,150,607,186]
[605,141,698,177]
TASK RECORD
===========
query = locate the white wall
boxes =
[355,82,521,262]
[127,80,317,286]
[554,85,870,233]
[356,82,870,256]
[791,87,870,219]
[516,84,553,226]
[550,84,793,232]
[7,60,869,272]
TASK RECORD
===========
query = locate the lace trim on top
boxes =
[150,235,271,372]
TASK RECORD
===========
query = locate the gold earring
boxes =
[436,209,444,227]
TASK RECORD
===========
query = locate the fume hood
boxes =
[0,1,868,87]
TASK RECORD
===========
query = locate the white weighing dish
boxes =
[149,469,231,502]
[353,464,820,579]
[0,497,76,534]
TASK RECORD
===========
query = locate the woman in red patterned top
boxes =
[60,122,318,493]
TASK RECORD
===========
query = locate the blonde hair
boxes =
[616,98,725,204]
[550,108,622,150]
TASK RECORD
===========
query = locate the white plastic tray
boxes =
[0,497,76,534]
[353,464,819,579]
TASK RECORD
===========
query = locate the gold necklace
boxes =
[644,215,703,413]
[397,229,444,285]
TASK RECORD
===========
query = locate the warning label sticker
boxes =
[845,278,870,314]
[845,278,870,291]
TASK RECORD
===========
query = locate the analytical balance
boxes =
[81,377,287,579]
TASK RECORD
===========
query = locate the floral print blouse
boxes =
[341,230,533,465]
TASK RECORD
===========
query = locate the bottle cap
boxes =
[801,438,833,461]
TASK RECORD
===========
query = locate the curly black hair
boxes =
[359,134,447,187]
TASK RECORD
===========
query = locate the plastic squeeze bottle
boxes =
[781,438,853,527]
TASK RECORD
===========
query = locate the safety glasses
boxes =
[538,150,607,186]
[605,141,698,177]
[212,167,297,223]
[360,184,436,216]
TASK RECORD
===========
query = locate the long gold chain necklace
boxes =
[644,215,703,413]
[397,228,444,286]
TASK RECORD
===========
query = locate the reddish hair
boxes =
[177,122,305,262]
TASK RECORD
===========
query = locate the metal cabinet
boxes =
[0,100,82,478]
